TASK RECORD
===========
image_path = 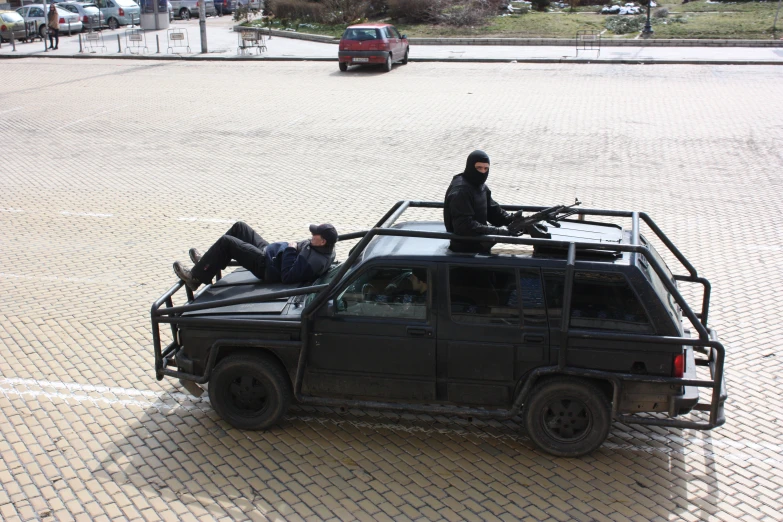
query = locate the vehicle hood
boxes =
[181,269,303,317]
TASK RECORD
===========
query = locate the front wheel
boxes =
[107,17,119,30]
[339,62,348,72]
[38,24,46,38]
[524,377,611,457]
[383,53,392,72]
[401,48,409,65]
[209,353,291,430]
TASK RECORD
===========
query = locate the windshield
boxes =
[2,12,24,22]
[303,264,345,307]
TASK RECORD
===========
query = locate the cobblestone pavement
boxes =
[1,58,782,522]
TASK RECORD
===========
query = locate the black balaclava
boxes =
[463,150,490,187]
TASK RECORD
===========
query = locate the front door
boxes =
[306,264,436,402]
[438,265,550,407]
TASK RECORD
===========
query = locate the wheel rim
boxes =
[541,397,592,443]
[109,18,117,29]
[181,9,189,20]
[225,374,269,416]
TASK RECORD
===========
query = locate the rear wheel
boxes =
[209,353,291,430]
[107,17,119,30]
[38,24,46,38]
[339,61,348,72]
[180,8,190,20]
[524,377,611,457]
[383,53,392,72]
[401,47,409,65]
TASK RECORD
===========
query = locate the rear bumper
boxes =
[339,50,389,64]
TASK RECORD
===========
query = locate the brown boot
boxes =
[173,261,201,291]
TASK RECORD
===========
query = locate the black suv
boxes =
[152,201,727,457]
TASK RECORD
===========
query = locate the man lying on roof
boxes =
[173,222,338,291]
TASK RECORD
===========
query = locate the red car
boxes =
[338,23,410,72]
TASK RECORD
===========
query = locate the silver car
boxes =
[16,4,82,37]
[93,0,141,29]
[170,0,216,20]
[58,2,106,31]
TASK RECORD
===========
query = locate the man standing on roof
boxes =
[444,150,514,254]
[173,222,338,291]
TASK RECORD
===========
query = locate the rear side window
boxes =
[2,13,24,22]
[544,271,653,334]
[449,266,519,326]
[342,28,380,41]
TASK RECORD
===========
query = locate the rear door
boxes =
[438,265,549,407]
[306,263,437,402]
[384,26,399,58]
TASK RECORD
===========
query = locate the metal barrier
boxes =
[83,30,106,52]
[576,30,601,57]
[129,12,139,27]
[237,29,265,56]
[24,20,41,42]
[167,28,190,54]
[124,27,148,54]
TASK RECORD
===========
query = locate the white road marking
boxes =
[0,208,24,213]
[60,211,113,218]
[61,106,128,129]
[0,107,24,116]
[178,216,237,224]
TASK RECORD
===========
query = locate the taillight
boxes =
[0,25,6,32]
[59,17,65,23]
[673,354,684,378]
[118,7,124,15]
[83,15,88,23]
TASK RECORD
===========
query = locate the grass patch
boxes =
[251,1,783,39]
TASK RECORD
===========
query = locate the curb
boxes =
[2,53,782,65]
[234,25,783,48]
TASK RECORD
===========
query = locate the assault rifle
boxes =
[508,198,582,239]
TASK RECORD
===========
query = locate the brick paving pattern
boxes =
[0,58,782,521]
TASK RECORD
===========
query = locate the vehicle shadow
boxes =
[87,388,722,520]
[329,65,403,77]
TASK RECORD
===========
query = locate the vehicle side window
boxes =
[335,266,428,321]
[31,8,44,16]
[449,266,519,326]
[518,269,547,325]
[384,27,394,38]
[390,27,401,38]
[544,271,653,334]
[107,0,115,7]
[63,5,77,13]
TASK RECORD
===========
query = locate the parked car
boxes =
[16,4,82,36]
[170,0,216,19]
[0,10,26,42]
[93,0,141,29]
[338,23,409,73]
[237,0,260,11]
[151,202,727,457]
[58,2,106,31]
[213,0,237,15]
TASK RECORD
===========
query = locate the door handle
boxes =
[524,334,545,343]
[407,327,432,337]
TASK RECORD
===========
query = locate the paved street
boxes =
[1,58,783,521]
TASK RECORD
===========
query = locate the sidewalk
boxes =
[2,15,782,64]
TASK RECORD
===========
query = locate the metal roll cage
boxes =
[151,201,726,430]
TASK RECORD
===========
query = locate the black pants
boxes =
[48,28,59,48]
[192,221,269,283]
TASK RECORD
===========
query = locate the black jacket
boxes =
[444,174,512,253]
[264,240,335,284]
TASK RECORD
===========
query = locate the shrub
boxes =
[653,7,668,18]
[604,14,644,34]
[388,0,440,23]
[530,0,551,11]
[436,1,492,26]
[273,0,328,22]
[322,0,371,23]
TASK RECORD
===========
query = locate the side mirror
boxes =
[401,34,407,39]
